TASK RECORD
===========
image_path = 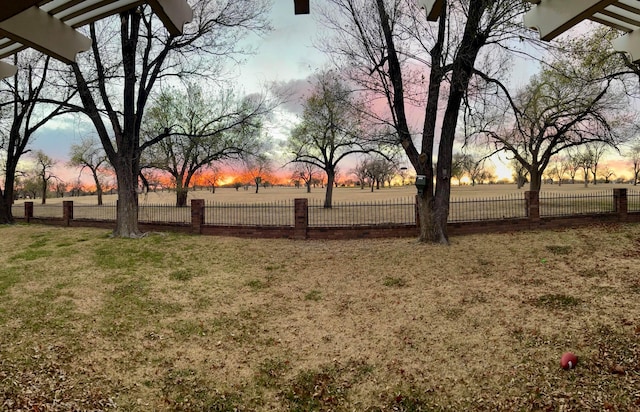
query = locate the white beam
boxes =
[0,6,91,64]
[148,0,193,36]
[417,0,444,22]
[0,60,17,79]
[612,30,640,63]
[524,0,616,41]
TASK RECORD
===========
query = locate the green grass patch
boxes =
[10,248,53,261]
[304,290,322,301]
[383,276,406,287]
[247,279,267,290]
[169,269,198,281]
[255,358,290,388]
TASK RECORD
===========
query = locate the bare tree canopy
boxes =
[320,0,531,243]
[467,30,633,192]
[0,53,74,223]
[142,83,272,206]
[288,70,388,208]
[59,1,271,237]
[68,137,110,205]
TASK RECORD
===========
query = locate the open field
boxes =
[1,223,639,410]
[15,182,639,205]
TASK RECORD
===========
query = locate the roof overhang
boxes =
[0,0,192,78]
[524,0,640,62]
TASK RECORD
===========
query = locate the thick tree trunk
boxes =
[529,169,542,192]
[176,188,188,207]
[0,194,11,224]
[324,170,335,208]
[306,182,311,193]
[113,156,141,238]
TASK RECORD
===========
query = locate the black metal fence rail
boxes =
[30,204,63,219]
[539,191,614,217]
[308,197,415,226]
[205,200,295,226]
[13,189,637,228]
[139,204,190,224]
[449,194,526,222]
[629,190,640,212]
[74,203,117,221]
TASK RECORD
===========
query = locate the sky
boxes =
[21,4,636,186]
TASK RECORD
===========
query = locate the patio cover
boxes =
[524,0,640,62]
[0,0,192,78]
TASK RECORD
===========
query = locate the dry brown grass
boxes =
[1,223,639,411]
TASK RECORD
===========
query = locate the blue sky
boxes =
[30,2,327,181]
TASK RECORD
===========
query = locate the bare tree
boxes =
[584,142,608,186]
[244,155,272,194]
[292,163,321,193]
[321,0,531,243]
[288,71,387,208]
[548,156,569,186]
[32,151,56,204]
[62,2,270,237]
[0,53,74,223]
[143,84,270,206]
[68,137,110,205]
[469,55,630,192]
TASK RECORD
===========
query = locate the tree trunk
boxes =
[417,192,439,242]
[176,188,188,207]
[583,170,589,187]
[41,179,47,205]
[113,155,141,238]
[306,182,311,193]
[529,169,542,192]
[0,193,11,224]
[324,170,335,208]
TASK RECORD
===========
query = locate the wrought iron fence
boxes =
[74,203,117,221]
[139,203,191,224]
[629,190,640,212]
[31,203,64,219]
[308,197,415,226]
[12,189,637,227]
[449,194,526,222]
[539,191,614,217]
[205,200,295,226]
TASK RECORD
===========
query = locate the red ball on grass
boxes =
[561,352,578,370]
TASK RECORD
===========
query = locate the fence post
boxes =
[63,201,74,226]
[525,191,539,220]
[191,199,205,234]
[614,188,628,221]
[294,198,308,240]
[25,201,33,223]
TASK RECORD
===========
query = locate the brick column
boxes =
[191,199,205,234]
[25,201,33,223]
[294,198,308,240]
[63,201,74,226]
[614,188,628,221]
[525,191,540,220]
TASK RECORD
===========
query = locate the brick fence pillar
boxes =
[191,199,205,234]
[63,201,74,226]
[525,191,539,220]
[294,198,308,240]
[614,188,628,221]
[25,201,33,223]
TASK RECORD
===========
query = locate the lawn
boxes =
[0,223,639,410]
